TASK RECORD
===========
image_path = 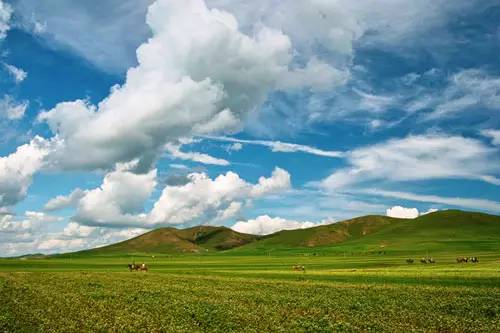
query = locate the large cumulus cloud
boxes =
[0,137,51,208]
[37,0,341,172]
[385,206,419,219]
[149,167,290,226]
[46,166,291,228]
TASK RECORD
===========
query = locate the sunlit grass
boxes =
[1,253,499,332]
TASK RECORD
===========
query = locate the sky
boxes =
[0,0,499,256]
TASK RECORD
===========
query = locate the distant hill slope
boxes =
[233,210,500,254]
[77,226,260,256]
[69,210,500,256]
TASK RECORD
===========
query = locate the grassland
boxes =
[1,210,499,332]
[1,253,499,332]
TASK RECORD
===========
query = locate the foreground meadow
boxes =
[1,254,499,332]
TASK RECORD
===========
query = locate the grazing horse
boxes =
[456,257,468,263]
[406,258,414,264]
[292,265,306,272]
[420,257,435,264]
[128,263,148,271]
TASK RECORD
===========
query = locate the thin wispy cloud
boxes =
[319,134,500,189]
[164,143,230,166]
[3,63,28,83]
[362,189,500,212]
[204,136,344,158]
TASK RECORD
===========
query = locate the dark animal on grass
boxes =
[292,265,305,272]
[128,263,148,271]
[406,259,414,264]
[469,257,479,263]
[456,257,468,263]
[420,257,435,264]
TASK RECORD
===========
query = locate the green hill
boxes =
[68,210,500,256]
[233,210,500,255]
[76,226,260,256]
[253,215,403,248]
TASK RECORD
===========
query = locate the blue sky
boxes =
[0,0,499,255]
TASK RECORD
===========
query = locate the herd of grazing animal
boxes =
[129,263,307,273]
[420,257,435,264]
[406,257,436,264]
[456,257,479,263]
[128,257,480,272]
[405,257,480,264]
[128,263,148,272]
[292,265,306,272]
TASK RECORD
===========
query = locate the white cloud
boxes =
[0,211,149,257]
[231,214,333,235]
[3,64,28,84]
[148,167,291,226]
[278,58,350,92]
[0,214,32,234]
[386,206,419,219]
[251,167,291,197]
[408,69,500,120]
[169,164,188,170]
[434,70,500,118]
[320,134,500,189]
[386,206,440,218]
[33,225,147,254]
[50,165,290,228]
[354,89,398,113]
[0,137,51,208]
[36,238,86,252]
[205,136,344,158]
[33,20,47,34]
[366,189,500,213]
[24,211,62,223]
[0,0,11,39]
[164,143,229,166]
[43,188,86,211]
[215,201,243,221]
[0,95,29,120]
[209,0,472,61]
[481,129,500,146]
[62,221,94,238]
[0,211,62,245]
[73,166,157,227]
[15,0,471,74]
[37,0,301,171]
[421,208,439,215]
[227,142,242,152]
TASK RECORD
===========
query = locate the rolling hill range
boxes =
[234,210,500,255]
[71,210,500,256]
[76,225,260,256]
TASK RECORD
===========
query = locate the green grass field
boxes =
[1,253,499,332]
[1,211,499,332]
